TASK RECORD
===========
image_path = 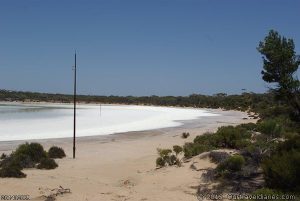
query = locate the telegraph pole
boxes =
[73,52,77,159]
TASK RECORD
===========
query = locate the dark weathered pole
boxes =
[73,52,77,159]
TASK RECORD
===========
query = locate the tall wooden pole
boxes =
[73,52,77,159]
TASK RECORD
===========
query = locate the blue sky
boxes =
[0,0,299,96]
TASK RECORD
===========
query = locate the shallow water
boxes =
[0,103,219,141]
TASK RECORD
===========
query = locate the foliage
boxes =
[12,153,35,168]
[183,143,215,158]
[172,145,183,156]
[156,148,181,167]
[262,136,300,191]
[209,151,230,164]
[181,132,190,139]
[216,155,245,173]
[14,142,47,163]
[193,126,252,150]
[240,144,263,166]
[157,148,172,158]
[257,119,283,139]
[0,89,279,116]
[0,143,63,177]
[156,157,166,167]
[258,30,300,120]
[214,126,252,149]
[0,153,7,159]
[48,146,66,159]
[237,123,257,131]
[37,157,58,169]
[0,165,26,178]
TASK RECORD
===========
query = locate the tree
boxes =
[257,30,300,120]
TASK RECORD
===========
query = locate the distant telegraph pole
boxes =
[73,52,77,159]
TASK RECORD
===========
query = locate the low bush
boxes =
[0,165,26,178]
[173,145,183,156]
[193,132,218,146]
[181,132,190,139]
[12,153,35,168]
[237,123,257,131]
[14,142,46,163]
[240,145,262,166]
[37,158,58,169]
[257,120,283,139]
[214,126,251,149]
[183,143,215,158]
[0,143,64,178]
[0,153,7,159]
[156,148,181,167]
[216,155,245,174]
[156,157,166,167]
[262,150,300,191]
[48,146,66,159]
[209,151,230,164]
[157,149,172,157]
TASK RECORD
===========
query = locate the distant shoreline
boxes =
[0,103,224,143]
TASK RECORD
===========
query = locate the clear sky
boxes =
[0,0,299,96]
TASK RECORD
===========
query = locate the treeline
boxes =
[0,89,277,112]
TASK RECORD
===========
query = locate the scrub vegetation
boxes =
[0,143,65,178]
[155,30,300,197]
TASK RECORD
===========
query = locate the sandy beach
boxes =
[0,109,255,201]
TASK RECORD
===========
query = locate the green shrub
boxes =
[181,132,190,139]
[37,158,58,170]
[157,149,172,157]
[277,135,300,153]
[168,155,177,165]
[0,165,26,178]
[217,155,245,173]
[209,151,230,164]
[193,132,219,146]
[257,120,283,139]
[15,142,47,163]
[240,144,262,165]
[156,148,181,167]
[156,157,165,167]
[215,126,251,149]
[237,123,257,131]
[12,153,35,168]
[183,143,214,158]
[262,150,300,191]
[0,153,7,159]
[48,146,66,159]
[173,145,183,156]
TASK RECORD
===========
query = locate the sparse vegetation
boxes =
[181,132,190,139]
[37,158,58,169]
[0,153,7,159]
[0,143,65,177]
[156,148,181,167]
[48,146,66,159]
[257,119,283,139]
[209,151,230,164]
[216,155,245,174]
[14,142,47,163]
[172,145,183,156]
[0,165,26,178]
